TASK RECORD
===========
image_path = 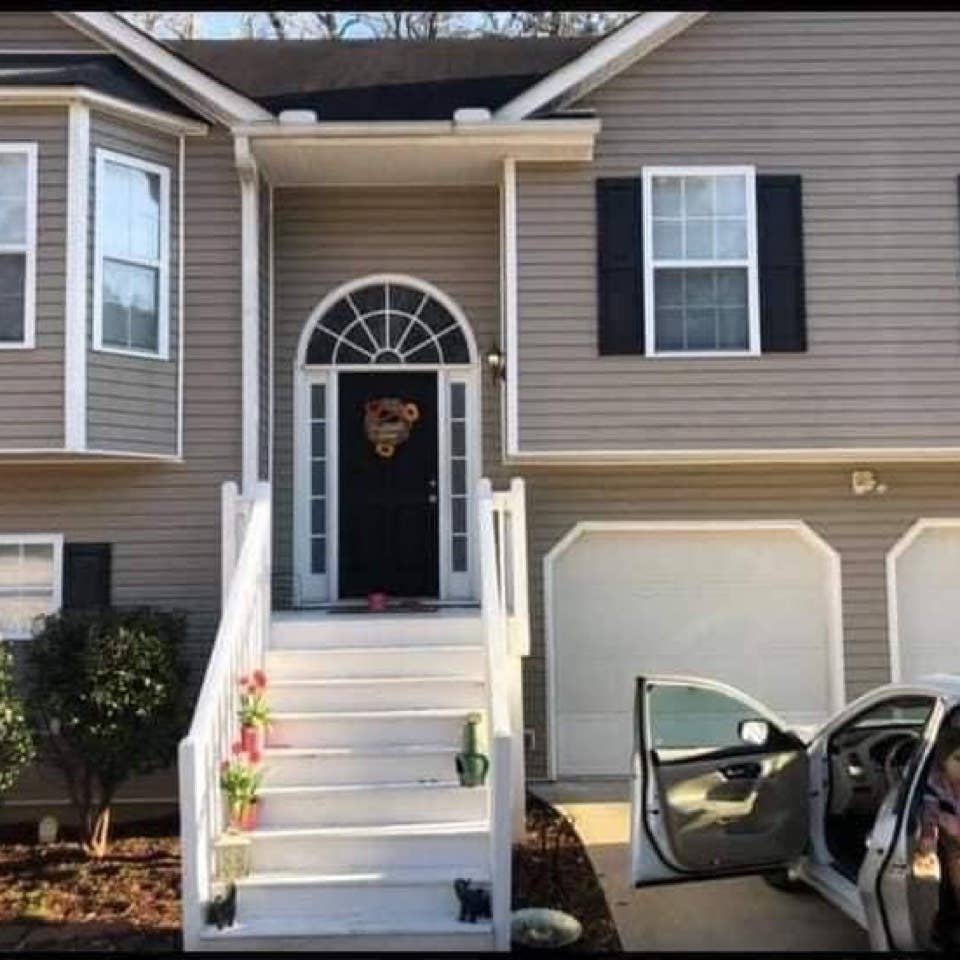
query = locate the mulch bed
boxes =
[513,792,622,953]
[0,818,180,952]
[0,797,619,953]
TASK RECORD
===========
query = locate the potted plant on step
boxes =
[238,669,270,755]
[220,742,263,830]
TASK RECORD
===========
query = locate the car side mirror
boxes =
[738,718,770,747]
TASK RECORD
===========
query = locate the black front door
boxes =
[338,371,439,598]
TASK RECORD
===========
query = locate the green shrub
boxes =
[27,608,188,857]
[0,641,34,796]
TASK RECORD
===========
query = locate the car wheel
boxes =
[763,869,806,893]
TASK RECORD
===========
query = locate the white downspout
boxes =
[235,136,260,496]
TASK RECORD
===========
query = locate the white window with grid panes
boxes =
[0,535,62,640]
[0,144,37,349]
[93,149,170,359]
[642,166,759,357]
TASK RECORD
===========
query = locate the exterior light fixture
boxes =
[851,469,888,497]
[486,344,506,383]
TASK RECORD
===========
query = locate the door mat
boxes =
[325,601,440,615]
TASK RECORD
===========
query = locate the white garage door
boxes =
[548,523,843,777]
[890,522,960,682]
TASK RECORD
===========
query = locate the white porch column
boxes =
[235,136,260,496]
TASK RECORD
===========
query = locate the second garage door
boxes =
[547,522,844,777]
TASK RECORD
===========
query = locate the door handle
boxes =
[719,762,762,781]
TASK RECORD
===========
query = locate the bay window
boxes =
[642,166,759,356]
[94,149,169,359]
[0,144,37,348]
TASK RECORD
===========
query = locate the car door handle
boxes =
[719,762,762,781]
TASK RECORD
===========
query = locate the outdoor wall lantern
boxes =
[486,344,506,383]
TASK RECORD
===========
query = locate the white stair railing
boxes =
[179,481,272,950]
[477,477,530,951]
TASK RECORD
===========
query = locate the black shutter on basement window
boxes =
[63,543,111,611]
[757,175,806,352]
[596,177,644,355]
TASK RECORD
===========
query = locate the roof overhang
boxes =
[236,117,600,186]
[496,11,706,120]
[0,85,208,135]
[56,12,272,126]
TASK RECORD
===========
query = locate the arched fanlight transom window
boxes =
[305,279,472,366]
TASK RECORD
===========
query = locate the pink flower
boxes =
[249,749,262,765]
[252,669,267,690]
[231,741,243,756]
[238,674,249,687]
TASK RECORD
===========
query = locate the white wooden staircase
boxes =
[200,610,494,951]
[179,479,529,952]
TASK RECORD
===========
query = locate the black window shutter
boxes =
[597,177,644,355]
[63,543,111,611]
[757,175,806,352]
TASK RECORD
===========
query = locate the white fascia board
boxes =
[56,12,272,126]
[0,86,208,135]
[495,11,707,121]
[506,446,960,467]
[233,117,599,141]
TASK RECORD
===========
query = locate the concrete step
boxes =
[248,821,489,873]
[271,610,482,649]
[258,781,489,828]
[267,708,476,749]
[269,675,486,712]
[199,916,493,952]
[266,645,484,680]
[260,744,459,788]
[234,866,491,925]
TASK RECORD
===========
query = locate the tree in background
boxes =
[121,10,634,41]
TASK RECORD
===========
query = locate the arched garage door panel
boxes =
[891,524,960,681]
[550,526,840,777]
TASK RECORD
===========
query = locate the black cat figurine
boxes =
[205,881,237,929]
[454,878,492,923]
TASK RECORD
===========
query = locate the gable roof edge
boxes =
[55,12,273,125]
[494,11,706,121]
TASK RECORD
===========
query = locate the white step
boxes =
[269,676,485,712]
[260,744,459,788]
[234,866,491,925]
[271,610,482,649]
[258,781,489,828]
[249,821,489,873]
[200,916,493,952]
[267,645,484,680]
[268,708,474,749]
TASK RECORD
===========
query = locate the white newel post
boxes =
[220,480,239,608]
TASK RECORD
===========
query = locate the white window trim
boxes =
[0,533,64,641]
[641,164,760,359]
[0,142,38,350]
[92,147,170,361]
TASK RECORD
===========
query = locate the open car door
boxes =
[631,676,810,886]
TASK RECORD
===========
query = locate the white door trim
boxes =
[292,274,481,605]
[885,517,960,683]
[542,519,847,780]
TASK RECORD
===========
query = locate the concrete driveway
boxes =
[533,780,871,952]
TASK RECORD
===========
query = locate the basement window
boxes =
[0,535,63,640]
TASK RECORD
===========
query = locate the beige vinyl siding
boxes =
[272,186,504,603]
[517,11,960,453]
[0,107,66,447]
[0,12,104,51]
[86,111,179,455]
[2,131,242,811]
[521,462,960,778]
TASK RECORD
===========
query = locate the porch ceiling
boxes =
[242,118,599,186]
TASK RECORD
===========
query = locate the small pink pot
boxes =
[229,801,258,832]
[241,724,264,757]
